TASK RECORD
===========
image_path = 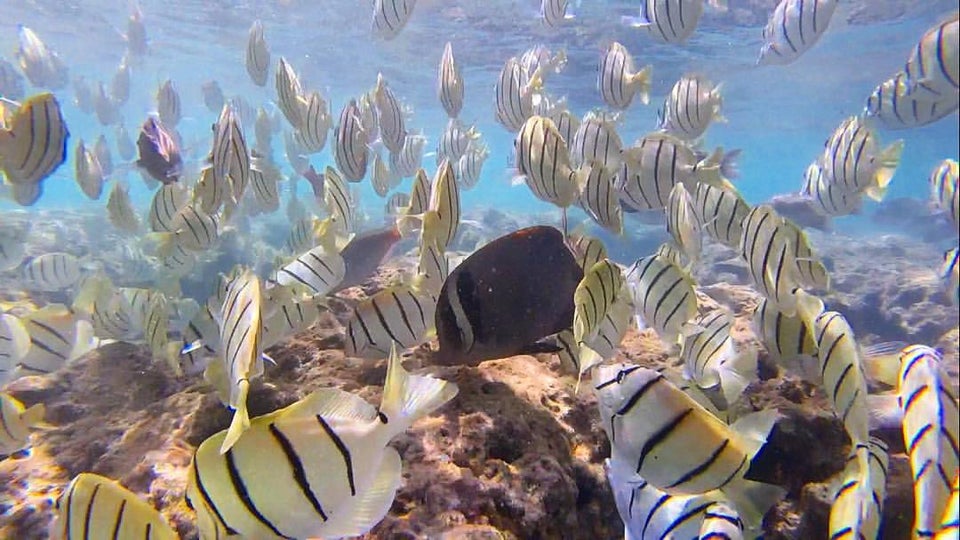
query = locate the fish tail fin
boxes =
[220,379,251,454]
[693,147,740,188]
[719,347,758,406]
[20,402,46,428]
[631,65,652,106]
[866,140,904,202]
[576,343,604,392]
[379,344,458,436]
[722,478,785,532]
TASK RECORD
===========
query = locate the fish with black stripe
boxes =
[425,159,461,251]
[324,165,355,234]
[186,344,456,539]
[570,111,623,172]
[594,363,784,529]
[864,71,959,131]
[276,57,306,129]
[438,42,463,118]
[620,0,725,44]
[800,161,863,218]
[21,252,85,292]
[494,56,539,132]
[0,391,45,455]
[295,91,331,154]
[15,304,100,379]
[681,309,758,408]
[898,12,959,103]
[930,159,959,230]
[372,0,417,40]
[568,230,607,272]
[943,247,959,306]
[757,0,839,66]
[455,142,489,191]
[698,502,745,540]
[624,253,698,348]
[752,297,819,377]
[53,472,179,540]
[334,99,369,182]
[437,117,478,165]
[937,475,959,539]
[211,103,251,209]
[0,313,31,381]
[691,181,751,250]
[345,286,436,359]
[515,115,580,228]
[598,42,652,110]
[390,134,426,179]
[274,245,346,298]
[659,73,725,142]
[0,92,69,205]
[373,73,407,154]
[828,438,889,540]
[156,79,182,128]
[573,258,626,355]
[818,115,903,202]
[577,160,623,235]
[245,19,270,87]
[149,183,189,232]
[667,182,702,265]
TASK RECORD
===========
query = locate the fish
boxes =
[752,297,819,377]
[285,131,310,176]
[156,79,182,127]
[160,243,196,277]
[186,344,456,539]
[930,159,959,229]
[149,183,189,232]
[373,73,407,154]
[621,0,720,44]
[569,231,608,271]
[681,309,758,407]
[433,226,582,365]
[658,73,724,141]
[898,12,959,102]
[136,116,182,185]
[15,26,68,90]
[53,472,179,540]
[93,134,113,176]
[164,203,220,252]
[757,0,839,66]
[106,181,141,234]
[246,19,270,87]
[201,80,226,113]
[296,91,331,153]
[178,304,219,376]
[390,134,426,178]
[334,99,369,182]
[800,161,863,217]
[573,259,626,348]
[666,183,702,265]
[943,248,959,306]
[335,225,404,292]
[345,286,436,358]
[16,304,100,378]
[115,124,136,161]
[324,166,355,234]
[92,82,120,127]
[828,438,889,540]
[250,163,280,213]
[594,364,784,529]
[22,252,84,292]
[358,92,380,145]
[211,104,251,207]
[408,168,431,215]
[691,181,752,250]
[276,57,306,129]
[0,93,69,203]
[624,253,699,348]
[261,288,325,349]
[819,115,903,202]
[0,392,44,455]
[598,42,652,110]
[654,241,686,269]
[414,238,448,299]
[372,0,417,40]
[74,140,105,200]
[541,0,573,27]
[549,107,580,151]
[125,6,149,57]
[437,117,477,165]
[570,111,623,171]
[438,42,463,118]
[275,246,346,297]
[426,160,461,250]
[454,142,489,190]
[111,58,131,106]
[515,115,579,211]
[371,151,399,197]
[72,76,95,114]
[895,345,960,538]
[864,71,960,130]
[0,58,25,100]
[494,56,539,132]
[577,161,624,235]
[386,192,411,219]
[0,314,31,380]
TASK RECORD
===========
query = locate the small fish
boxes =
[414,238,448,298]
[625,253,698,347]
[136,116,182,185]
[864,71,960,130]
[408,168,431,215]
[390,134,426,178]
[0,392,44,455]
[494,57,539,132]
[515,115,579,210]
[930,159,959,229]
[426,160,461,250]
[654,241,685,268]
[433,226,582,365]
[437,117,477,165]
[598,42,652,110]
[149,183,189,232]
[373,73,407,154]
[334,99,369,182]
[74,140,105,200]
[245,20,270,87]
[16,305,99,378]
[371,151,399,197]
[386,192,411,219]
[943,248,959,306]
[211,104,251,206]
[275,246,346,297]
[621,0,719,44]
[261,288,324,349]
[752,298,818,376]
[681,309,757,407]
[0,314,31,380]
[179,305,219,376]
[358,92,380,145]
[166,203,220,252]
[573,259,626,348]
[438,42,464,118]
[324,166,355,234]
[22,252,84,292]
[125,6,149,57]
[345,286,436,358]
[250,163,281,214]
[0,93,69,204]
[201,80,226,113]
[335,225,404,292]
[691,181,752,250]
[53,473,178,540]
[577,161,623,235]
[898,12,959,102]
[938,476,959,538]
[72,76,95,114]
[541,0,573,27]
[16,26,68,90]
[570,111,623,171]
[115,124,136,161]
[93,134,113,176]
[110,58,131,106]
[106,181,141,234]
[757,0,839,66]
[276,57,306,129]
[659,74,724,141]
[454,142,489,190]
[160,243,196,277]
[295,91,331,154]
[594,364,783,529]
[819,115,903,202]
[828,438,889,540]
[549,107,580,150]
[186,344,456,539]
[568,231,608,271]
[372,0,417,40]
[284,130,310,176]
[666,183,702,265]
[800,161,863,217]
[156,79,182,127]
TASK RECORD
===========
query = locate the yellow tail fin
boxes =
[867,140,904,202]
[220,380,251,454]
[632,65,652,106]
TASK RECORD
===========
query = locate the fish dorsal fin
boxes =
[311,447,402,538]
[278,387,378,424]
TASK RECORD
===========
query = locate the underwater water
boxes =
[1,0,959,539]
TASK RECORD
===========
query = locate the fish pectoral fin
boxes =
[728,408,779,459]
[220,381,251,454]
[865,393,902,431]
[517,340,564,356]
[313,448,402,539]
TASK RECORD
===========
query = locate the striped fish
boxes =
[0,391,44,455]
[426,160,461,250]
[373,73,407,154]
[284,130,310,177]
[455,143,489,191]
[275,246,346,297]
[357,92,380,145]
[216,269,265,453]
[578,161,623,235]
[276,57,305,129]
[549,107,580,151]
[408,168,431,216]
[541,0,572,27]
[699,502,745,540]
[819,115,903,202]
[344,286,436,358]
[390,134,426,178]
[594,364,783,529]
[691,181,751,250]
[22,252,83,292]
[667,183,702,265]
[0,314,31,381]
[864,71,960,130]
[937,475,959,539]
[262,287,324,349]
[386,192,411,219]
[143,292,171,366]
[250,165,280,213]
[53,473,179,540]
[294,91,331,154]
[372,151,398,197]
[438,42,463,118]
[414,239,448,299]
[494,56,536,132]
[757,0,839,66]
[655,241,686,268]
[607,463,725,540]
[324,166,355,234]
[0,92,69,197]
[115,124,136,161]
[896,345,960,538]
[211,104,251,207]
[16,26,68,90]
[286,218,316,255]
[178,304,219,376]
[74,139,105,200]
[752,297,818,375]
[93,134,113,176]
[334,100,369,182]
[186,344,456,539]
[943,248,959,306]
[681,309,757,407]
[372,0,417,40]
[168,203,219,252]
[570,111,623,171]
[659,73,724,141]
[437,117,476,165]
[930,159,959,230]
[0,58,25,101]
[515,115,579,210]
[625,254,698,347]
[573,259,625,347]
[899,12,959,102]
[245,19,270,87]
[17,305,98,377]
[149,183,189,232]
[156,79,181,127]
[800,162,863,217]
[569,231,607,272]
[598,42,652,110]
[828,438,889,540]
[621,0,711,44]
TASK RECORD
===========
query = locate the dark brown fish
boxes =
[333,224,403,292]
[136,116,182,185]
[433,225,583,366]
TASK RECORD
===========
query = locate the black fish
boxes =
[136,116,182,185]
[333,225,403,292]
[433,225,583,366]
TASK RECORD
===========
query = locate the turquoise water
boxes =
[2,0,956,219]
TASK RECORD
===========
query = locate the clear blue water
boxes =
[1,0,957,224]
